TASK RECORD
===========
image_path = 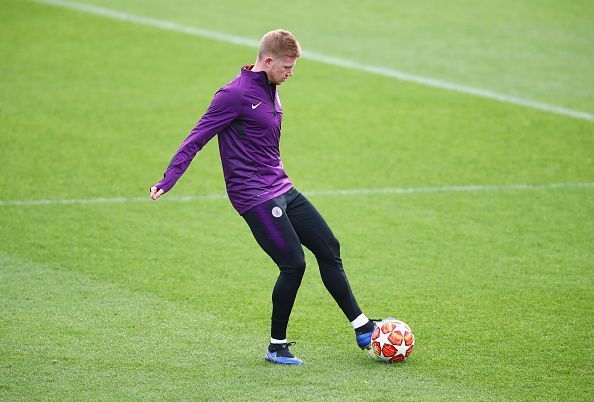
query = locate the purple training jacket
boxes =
[156,65,293,215]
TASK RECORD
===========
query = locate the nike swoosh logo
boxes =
[251,102,262,109]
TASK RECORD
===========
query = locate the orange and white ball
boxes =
[370,318,415,362]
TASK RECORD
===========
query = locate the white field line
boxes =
[32,0,594,122]
[1,182,592,207]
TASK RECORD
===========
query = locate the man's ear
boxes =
[264,56,274,67]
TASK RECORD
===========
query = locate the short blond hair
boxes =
[257,29,301,60]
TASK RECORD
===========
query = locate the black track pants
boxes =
[242,187,363,340]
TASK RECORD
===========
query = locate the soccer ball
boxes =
[370,318,415,362]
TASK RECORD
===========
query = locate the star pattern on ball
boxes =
[370,319,415,363]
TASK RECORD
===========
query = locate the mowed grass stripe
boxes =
[3,0,591,201]
[0,181,592,206]
[0,253,491,399]
[31,0,594,122]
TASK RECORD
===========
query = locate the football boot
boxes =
[265,342,303,365]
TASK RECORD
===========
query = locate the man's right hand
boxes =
[150,186,165,200]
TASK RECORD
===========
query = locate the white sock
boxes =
[270,337,287,344]
[350,313,369,329]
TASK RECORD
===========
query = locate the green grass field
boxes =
[1,0,593,399]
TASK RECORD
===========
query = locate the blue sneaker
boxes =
[265,342,303,365]
[356,319,383,349]
[356,324,376,349]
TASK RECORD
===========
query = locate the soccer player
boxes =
[150,29,375,365]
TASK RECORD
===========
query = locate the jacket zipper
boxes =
[267,85,277,116]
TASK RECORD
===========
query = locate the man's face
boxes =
[265,56,298,85]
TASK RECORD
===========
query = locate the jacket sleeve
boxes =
[155,87,241,193]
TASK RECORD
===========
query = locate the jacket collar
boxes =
[241,65,272,86]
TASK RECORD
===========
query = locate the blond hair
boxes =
[257,29,301,60]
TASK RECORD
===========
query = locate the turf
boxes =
[50,0,594,113]
[1,0,593,400]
